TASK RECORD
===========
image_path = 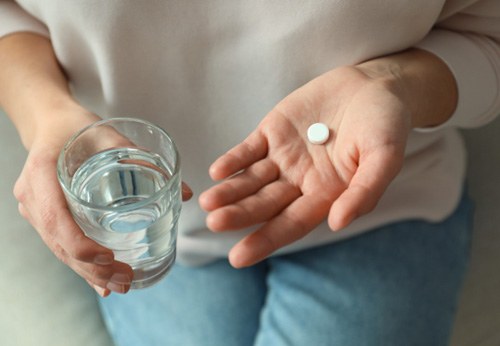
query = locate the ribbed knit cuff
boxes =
[415,29,499,132]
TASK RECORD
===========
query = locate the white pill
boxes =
[307,123,329,145]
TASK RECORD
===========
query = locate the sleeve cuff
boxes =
[0,2,49,39]
[414,29,499,132]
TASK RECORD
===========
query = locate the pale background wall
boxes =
[0,112,113,346]
[0,109,499,346]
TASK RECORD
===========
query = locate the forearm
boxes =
[356,48,458,129]
[0,32,87,149]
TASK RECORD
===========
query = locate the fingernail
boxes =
[182,183,193,198]
[106,273,131,294]
[94,254,114,265]
[93,284,110,298]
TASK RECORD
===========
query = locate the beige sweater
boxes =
[1,0,500,265]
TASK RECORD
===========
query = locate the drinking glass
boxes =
[57,117,181,289]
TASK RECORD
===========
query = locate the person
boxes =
[1,1,499,345]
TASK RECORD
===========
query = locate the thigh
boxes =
[98,259,268,346]
[256,194,473,346]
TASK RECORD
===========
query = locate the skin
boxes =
[0,33,193,297]
[0,33,457,294]
[199,50,458,268]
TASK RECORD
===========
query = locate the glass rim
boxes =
[57,117,181,212]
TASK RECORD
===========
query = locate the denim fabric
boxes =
[98,193,473,346]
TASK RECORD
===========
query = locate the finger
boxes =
[228,194,330,268]
[52,241,132,294]
[181,181,193,201]
[74,259,133,294]
[199,159,279,211]
[24,196,131,293]
[328,148,403,231]
[23,166,115,265]
[209,130,268,180]
[85,279,111,298]
[206,179,301,231]
[34,186,134,293]
[116,158,192,202]
[36,197,115,264]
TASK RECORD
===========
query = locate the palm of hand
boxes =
[200,67,411,267]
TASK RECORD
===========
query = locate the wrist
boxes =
[355,48,458,129]
[28,102,99,152]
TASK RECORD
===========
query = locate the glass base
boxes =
[130,251,176,289]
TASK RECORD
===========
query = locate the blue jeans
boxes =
[98,193,473,346]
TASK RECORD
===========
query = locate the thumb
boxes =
[328,147,403,231]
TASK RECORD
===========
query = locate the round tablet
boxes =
[307,123,329,145]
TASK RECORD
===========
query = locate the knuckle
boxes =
[38,222,59,249]
[258,231,279,255]
[66,234,93,262]
[67,247,87,263]
[87,264,113,283]
[52,243,69,265]
[13,179,27,203]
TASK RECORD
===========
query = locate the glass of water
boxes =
[57,118,181,289]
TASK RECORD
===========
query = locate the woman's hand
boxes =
[1,33,193,296]
[200,49,457,268]
[13,107,193,297]
[13,108,135,297]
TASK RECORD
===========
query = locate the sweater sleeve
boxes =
[415,0,500,131]
[0,0,49,39]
